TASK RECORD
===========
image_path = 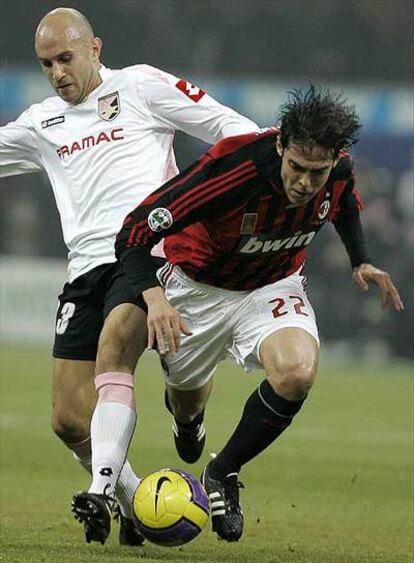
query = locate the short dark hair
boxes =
[278,85,361,157]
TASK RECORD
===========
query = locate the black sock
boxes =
[164,389,204,429]
[210,380,306,479]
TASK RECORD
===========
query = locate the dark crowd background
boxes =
[0,0,413,359]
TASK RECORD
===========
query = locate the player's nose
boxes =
[298,173,311,189]
[52,63,65,83]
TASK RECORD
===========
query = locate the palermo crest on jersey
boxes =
[175,79,206,102]
[98,91,120,121]
[148,208,173,232]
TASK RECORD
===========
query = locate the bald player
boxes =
[0,7,259,546]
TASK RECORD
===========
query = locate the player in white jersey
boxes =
[0,7,259,546]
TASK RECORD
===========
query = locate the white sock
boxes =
[89,401,136,497]
[71,447,140,519]
[115,461,141,519]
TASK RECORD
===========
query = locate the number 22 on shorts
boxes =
[56,302,76,334]
[269,295,309,318]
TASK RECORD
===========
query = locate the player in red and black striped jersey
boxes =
[117,128,365,293]
[115,86,403,542]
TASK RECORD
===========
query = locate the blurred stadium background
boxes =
[0,0,412,359]
[0,2,413,562]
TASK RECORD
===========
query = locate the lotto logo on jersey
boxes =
[175,80,206,102]
[42,115,65,129]
[98,91,120,121]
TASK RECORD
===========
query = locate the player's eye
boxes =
[40,60,52,68]
[59,54,72,64]
[289,161,303,172]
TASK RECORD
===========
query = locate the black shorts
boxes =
[53,261,155,361]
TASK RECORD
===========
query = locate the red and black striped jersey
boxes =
[116,129,367,294]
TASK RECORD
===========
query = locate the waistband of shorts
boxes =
[168,264,250,296]
[162,263,304,295]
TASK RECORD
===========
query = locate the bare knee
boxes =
[260,329,319,401]
[52,358,96,445]
[268,356,317,399]
[167,382,212,423]
[169,395,206,421]
[51,408,91,445]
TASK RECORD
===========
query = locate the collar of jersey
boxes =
[73,64,111,106]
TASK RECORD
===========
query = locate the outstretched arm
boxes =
[332,173,404,313]
[352,263,404,311]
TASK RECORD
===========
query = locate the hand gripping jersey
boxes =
[0,64,258,281]
[116,129,368,294]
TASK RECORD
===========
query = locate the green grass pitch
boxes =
[0,344,412,563]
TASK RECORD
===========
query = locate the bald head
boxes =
[35,8,94,48]
[35,8,102,105]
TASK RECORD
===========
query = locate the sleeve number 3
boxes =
[269,295,309,318]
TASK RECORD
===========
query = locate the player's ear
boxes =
[332,148,342,168]
[92,37,102,60]
[276,137,284,157]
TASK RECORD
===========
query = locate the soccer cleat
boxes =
[172,418,206,463]
[113,505,145,546]
[201,461,245,542]
[71,491,114,545]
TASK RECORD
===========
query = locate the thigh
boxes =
[160,267,232,390]
[52,358,97,439]
[96,302,148,373]
[95,262,151,373]
[231,271,319,371]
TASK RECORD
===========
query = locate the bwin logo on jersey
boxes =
[148,208,173,232]
[239,231,317,254]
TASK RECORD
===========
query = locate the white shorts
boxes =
[158,264,319,390]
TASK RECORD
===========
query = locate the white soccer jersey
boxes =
[0,64,258,282]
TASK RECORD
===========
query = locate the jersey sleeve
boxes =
[332,169,370,268]
[116,148,259,296]
[138,66,259,143]
[0,108,43,177]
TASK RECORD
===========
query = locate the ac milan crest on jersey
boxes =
[318,199,330,220]
[98,91,120,121]
[175,80,206,102]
